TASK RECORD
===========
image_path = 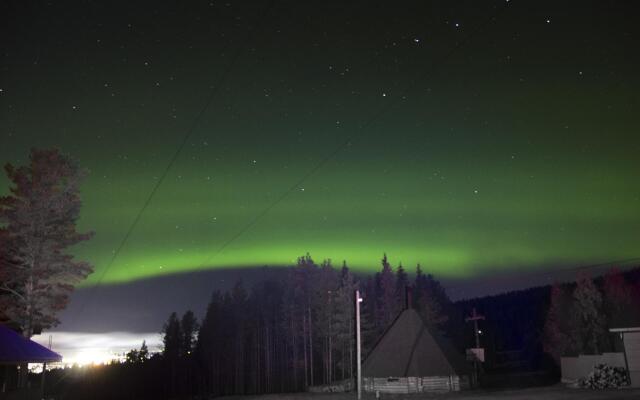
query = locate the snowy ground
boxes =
[217,386,640,400]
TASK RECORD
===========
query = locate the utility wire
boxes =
[201,1,513,265]
[73,0,277,318]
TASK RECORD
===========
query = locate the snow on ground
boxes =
[217,386,640,400]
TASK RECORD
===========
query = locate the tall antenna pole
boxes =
[356,290,363,400]
[465,307,485,387]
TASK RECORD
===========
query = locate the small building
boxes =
[609,326,640,388]
[362,308,471,393]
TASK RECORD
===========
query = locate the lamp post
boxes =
[356,290,363,400]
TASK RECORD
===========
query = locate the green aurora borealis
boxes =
[2,1,639,286]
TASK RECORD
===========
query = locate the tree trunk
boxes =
[291,317,298,391]
[308,306,314,386]
[303,315,308,389]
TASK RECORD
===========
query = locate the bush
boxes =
[579,363,628,389]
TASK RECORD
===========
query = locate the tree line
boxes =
[453,267,640,378]
[543,268,640,362]
[46,264,640,399]
[155,253,452,397]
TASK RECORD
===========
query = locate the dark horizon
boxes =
[55,259,640,334]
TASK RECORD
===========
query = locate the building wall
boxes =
[363,375,467,393]
[560,353,626,383]
[622,332,640,388]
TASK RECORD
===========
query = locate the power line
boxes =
[74,0,277,318]
[200,1,513,266]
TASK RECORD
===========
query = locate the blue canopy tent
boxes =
[0,324,61,397]
[0,324,61,364]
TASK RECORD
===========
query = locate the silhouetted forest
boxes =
[188,254,452,396]
[44,261,640,399]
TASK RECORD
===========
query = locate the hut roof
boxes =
[0,324,62,364]
[363,309,470,377]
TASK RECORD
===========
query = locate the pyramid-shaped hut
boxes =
[362,308,471,393]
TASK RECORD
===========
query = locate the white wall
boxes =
[622,331,640,388]
[560,353,626,383]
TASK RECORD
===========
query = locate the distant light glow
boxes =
[31,332,162,367]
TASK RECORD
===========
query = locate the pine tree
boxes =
[333,261,358,380]
[378,253,398,330]
[163,311,182,396]
[125,340,149,364]
[181,310,199,356]
[0,148,94,337]
[294,253,318,388]
[282,268,303,390]
[361,276,379,356]
[163,312,182,360]
[125,348,139,364]
[314,259,338,384]
[395,262,408,308]
[138,340,149,363]
[543,283,573,362]
[195,291,224,394]
[413,264,449,328]
[231,281,248,393]
[413,264,426,307]
[603,268,634,327]
[570,272,606,354]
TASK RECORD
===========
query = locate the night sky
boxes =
[2,0,639,291]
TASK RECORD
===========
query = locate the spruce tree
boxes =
[0,148,94,337]
[395,262,408,308]
[138,340,149,362]
[570,272,606,354]
[333,261,358,379]
[181,310,199,356]
[378,253,398,330]
[603,268,634,327]
[543,283,573,361]
[163,312,182,360]
[413,264,449,328]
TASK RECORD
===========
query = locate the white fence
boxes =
[363,375,467,393]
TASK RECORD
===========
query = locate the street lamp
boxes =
[356,290,363,400]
